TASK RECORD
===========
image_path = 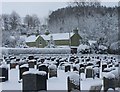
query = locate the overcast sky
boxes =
[1,1,119,20]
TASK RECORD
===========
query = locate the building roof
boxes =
[22,35,39,42]
[41,32,75,41]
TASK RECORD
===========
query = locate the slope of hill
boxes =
[48,6,119,46]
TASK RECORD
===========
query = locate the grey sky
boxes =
[2,2,68,18]
[2,2,118,19]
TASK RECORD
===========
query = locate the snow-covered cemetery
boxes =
[0,0,120,92]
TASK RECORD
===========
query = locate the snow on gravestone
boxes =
[49,64,57,78]
[110,69,120,87]
[65,63,71,72]
[0,63,8,82]
[22,70,47,91]
[28,59,36,68]
[86,66,94,78]
[38,64,48,79]
[93,67,100,78]
[10,59,17,69]
[68,72,80,92]
[19,64,29,80]
[103,72,116,92]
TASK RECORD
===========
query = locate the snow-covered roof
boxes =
[25,35,39,42]
[41,32,75,41]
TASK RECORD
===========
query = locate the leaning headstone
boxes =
[0,64,8,82]
[68,72,80,92]
[38,64,48,79]
[19,64,29,80]
[65,64,71,72]
[49,64,57,78]
[22,70,47,91]
[86,66,94,78]
[103,73,115,92]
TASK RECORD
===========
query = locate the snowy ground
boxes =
[0,65,103,91]
[0,54,120,91]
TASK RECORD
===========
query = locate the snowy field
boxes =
[0,54,120,91]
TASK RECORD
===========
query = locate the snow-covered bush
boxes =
[109,41,120,54]
[97,45,108,54]
[77,44,91,54]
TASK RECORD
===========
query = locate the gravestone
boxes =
[41,58,45,63]
[73,66,78,71]
[103,73,115,92]
[19,64,29,80]
[22,70,47,91]
[49,64,57,78]
[79,67,85,74]
[28,55,34,60]
[65,64,71,72]
[0,65,8,82]
[38,64,48,79]
[10,61,17,69]
[18,60,27,69]
[28,59,36,68]
[86,66,94,78]
[89,84,102,92]
[102,64,107,72]
[93,67,100,78]
[68,72,80,92]
[96,61,101,67]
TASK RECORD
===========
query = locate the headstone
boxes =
[103,73,115,92]
[96,61,101,67]
[10,60,17,69]
[86,66,94,78]
[28,55,34,60]
[18,60,27,69]
[73,66,78,71]
[68,72,80,92]
[93,67,100,78]
[19,64,29,80]
[22,70,47,91]
[79,67,85,74]
[89,84,102,92]
[65,64,71,72]
[0,65,8,82]
[102,64,107,72]
[28,59,36,68]
[49,64,57,78]
[41,58,45,63]
[38,64,48,79]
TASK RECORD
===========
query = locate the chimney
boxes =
[73,27,79,34]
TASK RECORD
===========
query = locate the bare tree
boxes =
[9,11,21,30]
[2,14,11,31]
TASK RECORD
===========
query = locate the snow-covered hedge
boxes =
[1,48,71,55]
